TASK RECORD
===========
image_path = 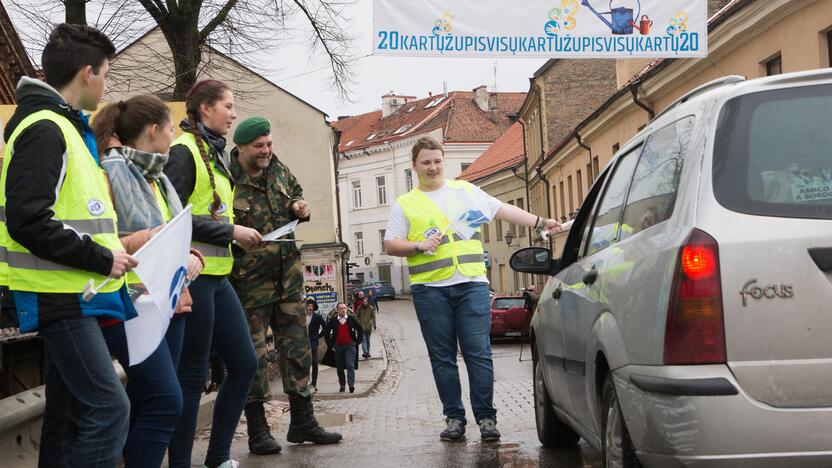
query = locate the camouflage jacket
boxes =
[230,149,309,308]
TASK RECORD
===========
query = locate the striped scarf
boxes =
[101,146,183,235]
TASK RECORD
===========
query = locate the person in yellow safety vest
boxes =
[383,136,562,443]
[92,94,207,467]
[1,24,138,467]
[163,79,259,468]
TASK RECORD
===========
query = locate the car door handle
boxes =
[583,268,598,285]
[552,286,562,299]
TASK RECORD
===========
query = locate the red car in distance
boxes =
[490,294,531,340]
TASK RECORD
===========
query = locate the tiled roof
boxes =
[0,3,36,104]
[332,90,526,153]
[458,122,524,182]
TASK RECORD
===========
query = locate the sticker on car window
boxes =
[788,164,832,202]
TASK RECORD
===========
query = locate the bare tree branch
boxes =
[198,0,237,42]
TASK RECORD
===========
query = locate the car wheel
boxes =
[602,374,641,468]
[534,358,580,448]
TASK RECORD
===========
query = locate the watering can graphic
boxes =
[632,15,653,35]
[580,0,641,35]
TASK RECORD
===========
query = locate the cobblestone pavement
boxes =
[192,298,602,467]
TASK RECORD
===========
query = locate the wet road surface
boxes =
[192,298,602,467]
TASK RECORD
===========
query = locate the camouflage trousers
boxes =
[246,301,313,402]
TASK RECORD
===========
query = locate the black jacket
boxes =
[324,315,363,348]
[164,133,235,248]
[308,311,325,348]
[2,78,117,329]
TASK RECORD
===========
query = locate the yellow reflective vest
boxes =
[171,132,234,276]
[0,110,125,293]
[397,180,486,284]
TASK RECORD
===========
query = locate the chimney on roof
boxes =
[382,93,406,118]
[473,85,490,112]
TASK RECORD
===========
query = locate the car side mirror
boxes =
[510,247,560,276]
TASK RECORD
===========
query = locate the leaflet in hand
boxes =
[262,219,299,242]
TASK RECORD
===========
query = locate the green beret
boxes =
[233,117,271,144]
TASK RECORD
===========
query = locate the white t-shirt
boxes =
[384,181,502,287]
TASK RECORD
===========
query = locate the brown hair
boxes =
[411,136,444,163]
[93,94,171,155]
[185,80,232,219]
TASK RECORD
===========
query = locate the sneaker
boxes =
[478,418,501,442]
[440,418,466,442]
[200,461,239,468]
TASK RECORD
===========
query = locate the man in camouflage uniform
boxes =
[230,117,342,455]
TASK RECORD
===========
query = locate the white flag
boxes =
[445,185,495,240]
[125,206,193,366]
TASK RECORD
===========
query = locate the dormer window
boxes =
[366,133,377,141]
[345,140,354,147]
[393,124,412,135]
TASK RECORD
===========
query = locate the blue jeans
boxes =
[361,329,372,356]
[38,316,130,468]
[334,343,356,387]
[102,318,184,467]
[411,282,496,424]
[168,276,257,467]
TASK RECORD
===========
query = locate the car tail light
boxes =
[664,229,726,365]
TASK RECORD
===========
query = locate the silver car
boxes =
[511,68,832,467]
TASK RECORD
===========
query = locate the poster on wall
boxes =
[304,262,338,315]
[373,0,707,58]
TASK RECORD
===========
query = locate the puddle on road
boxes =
[316,412,353,426]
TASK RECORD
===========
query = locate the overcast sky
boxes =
[274,0,544,117]
[8,0,547,118]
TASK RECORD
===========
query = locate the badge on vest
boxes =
[217,202,228,215]
[87,199,105,217]
[424,227,441,238]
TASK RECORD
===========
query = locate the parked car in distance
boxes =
[490,295,531,340]
[357,281,396,300]
[511,70,832,467]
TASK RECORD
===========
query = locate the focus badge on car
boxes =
[739,278,793,307]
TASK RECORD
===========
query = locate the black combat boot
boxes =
[286,394,343,444]
[245,402,282,455]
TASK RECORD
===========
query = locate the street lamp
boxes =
[504,230,514,247]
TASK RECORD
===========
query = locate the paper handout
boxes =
[262,219,299,242]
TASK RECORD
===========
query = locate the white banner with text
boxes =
[373,0,707,58]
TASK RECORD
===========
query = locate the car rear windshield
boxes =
[493,298,525,309]
[713,84,832,219]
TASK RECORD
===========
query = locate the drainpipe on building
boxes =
[575,129,592,182]
[536,163,554,252]
[629,82,655,120]
[518,118,532,245]
[331,125,350,293]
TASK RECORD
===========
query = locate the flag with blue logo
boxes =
[125,206,192,366]
[445,184,495,240]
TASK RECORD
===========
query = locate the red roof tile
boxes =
[458,122,524,182]
[331,90,526,153]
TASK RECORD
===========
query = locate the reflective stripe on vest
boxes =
[397,180,486,284]
[0,205,7,285]
[171,133,234,276]
[0,110,125,294]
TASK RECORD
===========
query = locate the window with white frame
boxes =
[352,180,363,209]
[379,229,386,254]
[405,169,413,191]
[355,232,364,255]
[376,176,388,205]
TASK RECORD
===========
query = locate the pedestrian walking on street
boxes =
[383,136,561,443]
[324,303,363,393]
[1,24,138,467]
[93,94,206,467]
[367,289,379,311]
[229,116,342,455]
[306,298,325,389]
[354,291,376,359]
[164,80,260,468]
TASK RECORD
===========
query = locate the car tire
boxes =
[534,358,580,448]
[602,373,641,468]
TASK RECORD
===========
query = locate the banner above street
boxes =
[372,0,707,59]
